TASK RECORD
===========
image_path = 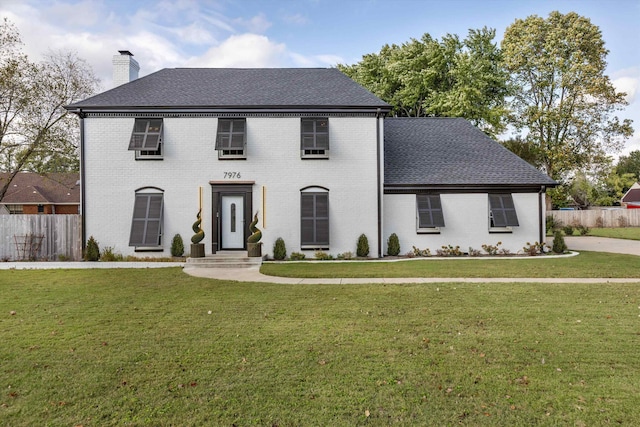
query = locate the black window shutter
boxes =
[301,192,329,246]
[301,118,329,150]
[129,119,162,151]
[489,194,519,227]
[417,194,445,228]
[129,193,164,246]
[216,119,246,150]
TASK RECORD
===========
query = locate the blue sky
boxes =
[1,0,639,153]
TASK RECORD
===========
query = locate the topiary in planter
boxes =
[356,233,369,257]
[85,236,100,261]
[247,212,262,257]
[387,233,400,256]
[273,237,286,260]
[191,209,205,244]
[247,212,262,243]
[171,233,184,257]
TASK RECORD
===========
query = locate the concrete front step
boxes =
[185,251,265,269]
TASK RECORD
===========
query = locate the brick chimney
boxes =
[112,50,140,87]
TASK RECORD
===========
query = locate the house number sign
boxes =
[223,172,241,179]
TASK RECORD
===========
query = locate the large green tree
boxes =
[501,11,633,182]
[615,150,640,179]
[339,27,509,137]
[0,18,98,200]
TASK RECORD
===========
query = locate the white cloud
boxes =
[0,0,345,91]
[282,13,308,25]
[289,52,344,67]
[235,13,272,34]
[613,75,639,105]
[620,132,640,156]
[187,34,287,68]
[43,0,103,28]
[315,54,344,66]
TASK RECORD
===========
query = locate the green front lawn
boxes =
[2,268,640,426]
[261,251,640,278]
[587,227,640,240]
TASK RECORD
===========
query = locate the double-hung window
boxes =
[129,189,164,248]
[301,191,329,248]
[216,118,246,159]
[301,118,329,158]
[129,118,163,160]
[417,194,445,232]
[489,194,519,231]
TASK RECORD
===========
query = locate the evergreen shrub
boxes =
[356,234,369,257]
[387,233,400,256]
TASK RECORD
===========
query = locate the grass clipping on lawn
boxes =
[2,268,640,426]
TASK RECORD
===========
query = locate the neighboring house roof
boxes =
[621,182,640,204]
[384,117,557,189]
[0,172,80,205]
[66,68,391,112]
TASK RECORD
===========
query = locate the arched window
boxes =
[129,187,164,247]
[300,186,329,248]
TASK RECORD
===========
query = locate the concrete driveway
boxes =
[561,236,640,256]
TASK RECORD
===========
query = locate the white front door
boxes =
[221,195,244,249]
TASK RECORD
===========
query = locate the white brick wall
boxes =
[83,116,381,258]
[383,192,545,255]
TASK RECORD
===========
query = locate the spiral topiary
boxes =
[247,212,262,244]
[191,209,205,244]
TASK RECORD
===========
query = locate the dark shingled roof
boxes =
[384,117,557,187]
[67,68,390,110]
[622,186,640,203]
[0,172,80,204]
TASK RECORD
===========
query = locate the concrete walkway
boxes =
[182,264,640,284]
[181,236,640,283]
[1,236,638,284]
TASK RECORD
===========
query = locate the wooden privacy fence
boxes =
[550,209,640,228]
[0,215,82,261]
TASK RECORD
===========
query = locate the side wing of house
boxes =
[382,118,557,255]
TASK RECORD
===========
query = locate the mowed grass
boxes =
[261,251,640,278]
[2,268,640,426]
[588,227,640,240]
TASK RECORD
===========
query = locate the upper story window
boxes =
[216,119,246,159]
[489,193,519,232]
[301,118,329,159]
[129,118,163,160]
[416,194,445,233]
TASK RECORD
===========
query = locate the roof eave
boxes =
[64,105,392,114]
[384,182,557,194]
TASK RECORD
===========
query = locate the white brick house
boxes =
[65,52,556,259]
